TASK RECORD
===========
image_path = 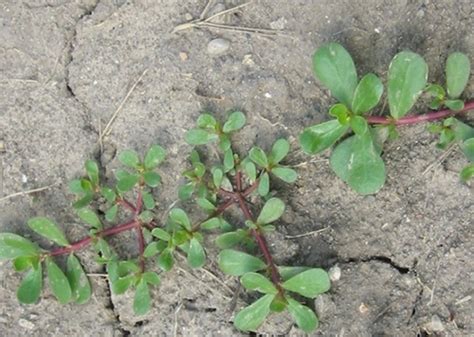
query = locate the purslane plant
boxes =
[300,43,473,194]
[0,112,330,333]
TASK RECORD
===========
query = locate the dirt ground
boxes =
[0,0,472,336]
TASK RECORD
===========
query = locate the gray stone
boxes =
[207,38,230,56]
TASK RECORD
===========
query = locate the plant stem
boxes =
[118,198,136,212]
[135,190,145,272]
[191,198,235,232]
[49,219,139,256]
[366,100,474,125]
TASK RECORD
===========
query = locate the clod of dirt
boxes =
[422,315,445,333]
[207,38,230,56]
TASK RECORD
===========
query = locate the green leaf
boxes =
[234,294,274,332]
[216,230,247,249]
[249,147,268,168]
[446,52,470,98]
[46,259,72,304]
[134,279,151,315]
[77,208,102,229]
[66,254,91,304]
[112,275,134,294]
[185,129,218,145]
[271,167,297,183]
[17,264,42,304]
[258,172,270,196]
[444,99,464,111]
[197,198,216,212]
[223,111,246,133]
[270,139,290,164]
[151,228,171,241]
[350,115,368,136]
[85,160,99,186]
[105,205,118,222]
[278,266,310,281]
[157,248,174,271]
[28,217,69,247]
[69,179,85,194]
[241,272,277,294]
[144,242,165,258]
[118,150,140,168]
[187,238,206,268]
[0,233,39,259]
[142,271,160,286]
[329,103,350,125]
[388,51,428,119]
[223,148,234,172]
[330,131,386,195]
[282,268,330,298]
[218,249,266,276]
[287,298,318,332]
[143,171,161,187]
[352,73,384,114]
[299,120,349,154]
[257,198,285,225]
[219,134,231,151]
[139,210,154,223]
[142,192,155,209]
[212,168,223,188]
[101,187,116,203]
[425,84,446,100]
[313,42,358,107]
[460,164,474,182]
[117,174,139,192]
[144,145,166,170]
[169,208,191,230]
[197,113,217,129]
[243,160,257,181]
[73,194,93,209]
[13,256,35,271]
[178,183,194,200]
[201,217,221,230]
[462,138,474,162]
[450,118,474,141]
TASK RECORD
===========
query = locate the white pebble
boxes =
[328,265,341,281]
[207,38,230,56]
[18,318,35,330]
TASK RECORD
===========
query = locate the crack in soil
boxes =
[339,255,411,274]
[103,272,132,337]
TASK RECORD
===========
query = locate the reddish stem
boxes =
[236,171,242,191]
[191,198,235,232]
[366,100,474,125]
[118,198,136,213]
[49,219,139,256]
[135,191,145,271]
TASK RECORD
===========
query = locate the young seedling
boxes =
[184,111,330,332]
[300,42,473,194]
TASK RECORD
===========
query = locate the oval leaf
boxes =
[17,264,42,304]
[66,254,91,304]
[118,150,140,168]
[234,294,275,332]
[258,172,270,197]
[287,298,319,332]
[299,120,349,155]
[352,73,384,114]
[76,208,102,229]
[134,279,151,315]
[249,147,268,168]
[218,249,266,276]
[446,52,470,98]
[28,217,69,247]
[282,268,330,298]
[313,43,358,107]
[187,237,206,268]
[257,198,285,225]
[270,139,290,164]
[223,111,246,133]
[0,233,39,259]
[46,259,72,304]
[271,167,297,183]
[185,129,218,145]
[144,145,166,170]
[388,51,428,119]
[169,208,191,230]
[241,272,277,294]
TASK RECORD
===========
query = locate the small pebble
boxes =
[184,13,193,21]
[18,318,35,330]
[0,141,5,153]
[207,38,230,56]
[179,52,188,61]
[358,302,369,314]
[270,17,287,30]
[328,265,341,282]
[425,315,444,332]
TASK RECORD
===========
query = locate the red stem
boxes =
[366,100,474,125]
[118,198,137,213]
[135,190,145,272]
[49,219,139,256]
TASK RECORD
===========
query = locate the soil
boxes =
[0,0,472,336]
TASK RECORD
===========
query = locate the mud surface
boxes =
[0,0,472,336]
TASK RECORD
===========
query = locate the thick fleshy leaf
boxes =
[278,266,310,281]
[223,111,246,133]
[299,120,348,154]
[282,268,330,298]
[234,294,275,332]
[143,171,161,187]
[241,272,277,294]
[105,205,118,222]
[287,298,318,332]
[243,161,257,181]
[223,148,234,172]
[272,167,297,183]
[157,248,174,271]
[28,217,69,247]
[185,129,218,145]
[101,187,116,203]
[46,259,72,304]
[352,73,383,114]
[187,238,206,268]
[169,208,191,230]
[215,230,247,249]
[13,256,35,271]
[249,147,268,168]
[17,264,42,304]
[143,271,160,286]
[201,217,221,230]
[258,172,270,197]
[77,208,102,229]
[387,51,428,119]
[118,150,140,168]
[257,198,285,225]
[270,139,290,164]
[218,249,266,276]
[66,254,91,304]
[444,99,464,111]
[461,138,474,162]
[112,275,134,294]
[197,113,217,129]
[460,164,474,182]
[350,115,368,136]
[329,103,350,124]
[446,52,470,98]
[134,279,151,315]
[313,42,358,107]
[178,183,194,200]
[144,145,166,170]
[212,168,223,188]
[151,228,170,241]
[142,192,155,209]
[85,160,99,186]
[0,233,39,259]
